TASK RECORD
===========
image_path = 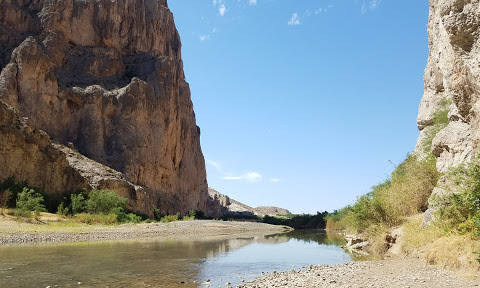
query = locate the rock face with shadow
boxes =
[0,0,207,217]
[414,0,480,225]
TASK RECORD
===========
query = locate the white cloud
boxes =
[199,35,211,41]
[370,0,381,10]
[361,0,381,14]
[270,178,280,183]
[314,8,323,15]
[361,2,367,14]
[224,172,263,182]
[248,0,257,5]
[219,4,227,16]
[207,159,222,171]
[288,13,300,25]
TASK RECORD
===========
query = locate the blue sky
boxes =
[169,0,430,214]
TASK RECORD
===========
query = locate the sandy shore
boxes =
[0,216,291,245]
[236,258,480,288]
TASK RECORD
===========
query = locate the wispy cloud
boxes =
[219,4,227,16]
[361,0,382,14]
[207,158,264,183]
[248,0,257,6]
[199,28,217,41]
[361,2,367,14]
[207,159,222,171]
[370,0,381,10]
[288,13,300,25]
[270,178,280,183]
[212,0,227,16]
[224,172,263,182]
[314,4,333,15]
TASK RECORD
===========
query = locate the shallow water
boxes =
[0,229,350,288]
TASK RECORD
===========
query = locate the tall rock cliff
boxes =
[415,0,480,222]
[0,0,207,216]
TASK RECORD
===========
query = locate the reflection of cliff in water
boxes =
[264,230,346,246]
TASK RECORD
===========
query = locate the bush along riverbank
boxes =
[0,178,209,225]
[324,153,480,270]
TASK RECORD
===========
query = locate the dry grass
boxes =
[401,215,444,255]
[364,224,391,255]
[325,218,341,230]
[425,235,480,270]
[379,155,438,223]
[401,214,480,273]
[75,213,118,225]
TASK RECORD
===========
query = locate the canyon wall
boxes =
[415,0,480,223]
[0,0,207,216]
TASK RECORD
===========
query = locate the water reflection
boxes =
[265,229,346,246]
[0,230,350,288]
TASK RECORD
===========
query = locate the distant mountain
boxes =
[206,188,290,219]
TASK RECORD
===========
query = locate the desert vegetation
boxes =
[325,151,480,264]
[325,154,438,233]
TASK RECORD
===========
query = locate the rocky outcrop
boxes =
[0,0,207,216]
[415,0,480,224]
[0,101,87,194]
[206,188,291,219]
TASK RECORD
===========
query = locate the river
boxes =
[0,230,351,288]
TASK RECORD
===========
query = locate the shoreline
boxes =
[236,257,480,288]
[2,215,479,287]
[0,216,291,246]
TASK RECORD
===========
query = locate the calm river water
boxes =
[0,230,351,288]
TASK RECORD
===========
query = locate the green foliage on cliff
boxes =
[434,156,480,237]
[423,98,451,154]
[329,154,439,233]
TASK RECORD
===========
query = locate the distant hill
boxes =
[206,188,290,219]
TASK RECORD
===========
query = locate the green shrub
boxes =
[333,154,438,233]
[56,202,69,216]
[0,177,29,208]
[160,214,180,223]
[71,193,86,215]
[122,213,143,223]
[422,98,451,154]
[435,156,480,236]
[76,212,118,225]
[153,208,161,221]
[16,187,46,218]
[86,189,127,215]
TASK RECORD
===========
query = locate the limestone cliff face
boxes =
[415,0,480,223]
[415,0,480,167]
[0,0,207,216]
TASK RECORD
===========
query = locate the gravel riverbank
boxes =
[236,258,480,288]
[0,217,290,245]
